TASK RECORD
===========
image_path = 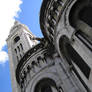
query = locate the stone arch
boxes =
[14,36,20,43]
[34,78,58,92]
[27,72,61,92]
[59,36,91,79]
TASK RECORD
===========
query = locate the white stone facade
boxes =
[7,21,88,92]
[6,0,92,91]
[6,21,38,92]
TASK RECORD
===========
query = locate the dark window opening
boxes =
[34,78,58,92]
[20,54,22,58]
[66,43,91,79]
[23,71,27,79]
[14,36,20,43]
[69,1,92,28]
[76,31,92,52]
[20,43,23,50]
[59,36,91,79]
[32,61,37,66]
[14,49,17,54]
[37,56,45,64]
[79,6,92,27]
[17,46,20,52]
[37,56,41,61]
[43,57,47,63]
[41,85,52,92]
[69,1,92,46]
[17,56,19,61]
[27,65,31,72]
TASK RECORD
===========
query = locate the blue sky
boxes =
[16,0,43,37]
[0,0,42,91]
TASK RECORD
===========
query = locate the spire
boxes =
[14,20,20,26]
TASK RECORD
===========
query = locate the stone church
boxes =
[6,0,92,92]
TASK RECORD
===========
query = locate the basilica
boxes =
[6,0,92,92]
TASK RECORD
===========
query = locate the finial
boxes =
[14,20,20,26]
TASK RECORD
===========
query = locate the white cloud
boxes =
[0,0,22,64]
[0,51,8,64]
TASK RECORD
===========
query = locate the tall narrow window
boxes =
[17,56,19,61]
[59,36,91,79]
[17,46,20,52]
[20,43,23,50]
[20,54,22,58]
[14,49,17,54]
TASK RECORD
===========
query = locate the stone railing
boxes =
[16,42,55,90]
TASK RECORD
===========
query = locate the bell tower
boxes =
[6,21,38,92]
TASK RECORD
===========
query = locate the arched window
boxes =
[14,36,20,43]
[59,36,91,79]
[32,61,37,66]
